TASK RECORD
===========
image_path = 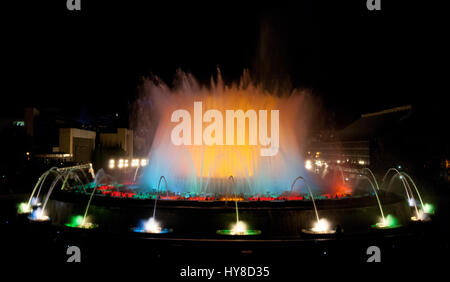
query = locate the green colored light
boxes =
[66,215,84,227]
[216,229,261,235]
[423,203,435,214]
[372,214,401,229]
[17,202,32,214]
[385,214,398,227]
[65,215,97,229]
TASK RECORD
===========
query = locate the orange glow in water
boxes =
[134,70,316,195]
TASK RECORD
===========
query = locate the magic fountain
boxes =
[17,71,435,240]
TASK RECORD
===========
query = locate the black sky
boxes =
[2,1,445,129]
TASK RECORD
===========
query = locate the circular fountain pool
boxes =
[39,184,410,237]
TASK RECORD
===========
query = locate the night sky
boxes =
[2,1,445,129]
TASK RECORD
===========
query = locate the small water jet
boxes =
[362,168,380,190]
[18,164,94,216]
[356,174,399,229]
[65,214,96,229]
[28,207,50,222]
[216,176,261,236]
[290,176,335,234]
[133,176,172,233]
[371,214,401,229]
[68,169,108,229]
[17,167,59,214]
[383,168,433,222]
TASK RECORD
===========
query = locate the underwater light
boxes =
[65,215,97,229]
[231,221,247,235]
[411,210,431,222]
[144,217,161,233]
[423,203,435,214]
[312,218,331,233]
[216,221,261,236]
[28,208,50,222]
[132,217,172,234]
[302,218,336,234]
[372,214,401,229]
[17,202,32,214]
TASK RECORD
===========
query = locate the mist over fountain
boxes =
[15,67,436,238]
[132,69,317,196]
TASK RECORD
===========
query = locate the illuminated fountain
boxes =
[217,176,261,235]
[356,168,400,229]
[383,168,434,222]
[28,207,50,222]
[134,70,315,197]
[133,176,172,233]
[290,176,335,234]
[64,169,105,229]
[18,164,94,216]
[30,172,66,222]
[18,167,59,214]
[16,71,426,239]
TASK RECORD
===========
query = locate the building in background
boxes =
[305,105,413,177]
[55,128,97,163]
[99,128,133,159]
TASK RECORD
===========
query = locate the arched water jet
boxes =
[32,167,59,205]
[60,168,90,191]
[65,169,107,229]
[290,176,320,223]
[395,172,424,210]
[152,175,169,220]
[132,176,172,234]
[383,168,413,200]
[36,173,67,221]
[362,168,380,190]
[28,172,66,221]
[77,169,106,228]
[383,168,424,220]
[400,172,434,215]
[216,175,261,235]
[357,174,395,228]
[291,176,335,234]
[18,168,60,214]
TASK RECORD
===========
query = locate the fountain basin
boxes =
[40,189,410,237]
